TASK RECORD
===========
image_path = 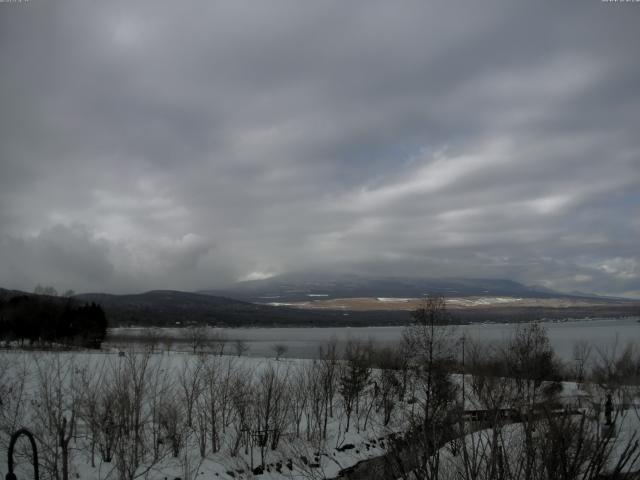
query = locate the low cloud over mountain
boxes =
[1,1,638,296]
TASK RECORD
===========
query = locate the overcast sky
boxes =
[1,1,639,296]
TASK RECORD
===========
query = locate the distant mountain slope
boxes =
[1,287,408,326]
[2,286,638,327]
[73,289,407,327]
[201,273,591,303]
[0,288,29,300]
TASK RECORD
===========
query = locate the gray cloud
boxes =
[0,0,639,296]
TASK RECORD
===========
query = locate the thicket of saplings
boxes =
[1,297,640,480]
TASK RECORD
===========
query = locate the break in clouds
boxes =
[0,1,639,296]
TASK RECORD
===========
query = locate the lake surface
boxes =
[108,317,640,362]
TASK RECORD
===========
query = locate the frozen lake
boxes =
[108,317,640,361]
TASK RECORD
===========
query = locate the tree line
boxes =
[0,295,108,349]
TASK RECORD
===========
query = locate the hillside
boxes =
[73,290,406,327]
[201,272,618,303]
[2,284,638,328]
[2,287,409,327]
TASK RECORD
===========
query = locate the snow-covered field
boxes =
[2,347,640,479]
[0,350,411,480]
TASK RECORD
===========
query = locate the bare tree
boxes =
[159,394,186,458]
[210,330,229,356]
[78,358,109,467]
[95,387,118,465]
[32,354,79,480]
[199,356,239,454]
[178,356,204,429]
[162,335,173,354]
[303,360,325,443]
[34,284,58,296]
[145,356,173,462]
[289,365,309,438]
[273,343,288,360]
[180,448,206,480]
[389,295,459,480]
[0,353,29,453]
[253,363,291,466]
[457,340,518,480]
[183,325,208,354]
[110,349,155,480]
[234,338,250,357]
[504,322,561,410]
[142,327,162,354]
[504,323,561,480]
[338,339,373,433]
[371,346,406,426]
[193,382,209,458]
[572,339,593,383]
[230,371,253,457]
[318,338,339,439]
[591,340,640,406]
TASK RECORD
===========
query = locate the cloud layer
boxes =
[1,0,639,295]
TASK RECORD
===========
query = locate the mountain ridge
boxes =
[200,273,610,303]
[2,278,638,328]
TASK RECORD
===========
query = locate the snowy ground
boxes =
[0,350,409,480]
[2,348,640,480]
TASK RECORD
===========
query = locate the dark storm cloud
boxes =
[1,0,639,296]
